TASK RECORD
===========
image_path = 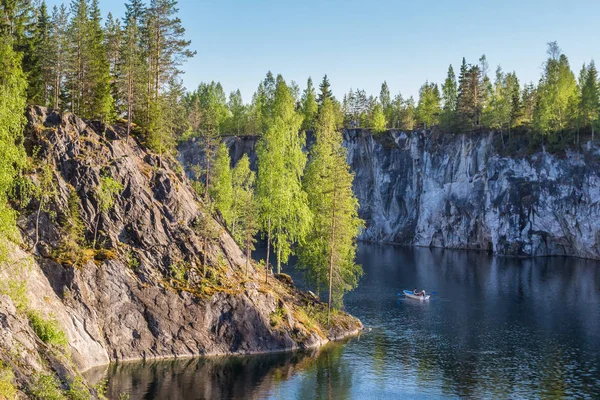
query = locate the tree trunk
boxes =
[277,240,281,275]
[34,200,43,250]
[93,212,101,250]
[203,233,208,277]
[265,217,271,284]
[245,231,251,277]
[327,186,337,327]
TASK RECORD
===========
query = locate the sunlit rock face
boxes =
[345,130,600,259]
[178,130,600,259]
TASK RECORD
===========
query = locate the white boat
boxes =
[403,290,430,300]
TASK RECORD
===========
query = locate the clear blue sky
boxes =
[46,0,600,102]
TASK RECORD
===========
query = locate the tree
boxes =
[210,143,233,224]
[33,158,57,250]
[49,4,68,110]
[370,103,386,132]
[581,61,599,140]
[231,155,258,276]
[256,76,311,281]
[0,36,28,263]
[416,81,441,129]
[299,98,363,321]
[380,81,392,121]
[93,174,123,248]
[29,1,52,106]
[300,77,318,131]
[227,89,246,135]
[533,42,578,137]
[441,64,458,130]
[401,96,416,130]
[317,74,332,107]
[104,12,122,115]
[144,0,195,150]
[118,0,146,140]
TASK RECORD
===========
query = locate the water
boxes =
[85,245,600,399]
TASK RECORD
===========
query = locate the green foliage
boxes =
[0,35,28,263]
[29,373,66,400]
[0,362,17,400]
[533,42,579,137]
[299,98,363,313]
[417,81,441,129]
[27,310,68,349]
[96,175,123,214]
[210,143,233,223]
[269,304,285,327]
[256,76,311,275]
[300,77,318,131]
[56,187,88,267]
[66,377,91,400]
[125,249,140,271]
[0,279,28,311]
[370,103,386,132]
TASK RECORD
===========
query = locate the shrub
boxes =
[0,279,29,311]
[269,305,285,327]
[29,373,65,400]
[0,362,17,400]
[66,377,91,400]
[27,311,68,349]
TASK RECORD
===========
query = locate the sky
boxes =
[45,0,600,102]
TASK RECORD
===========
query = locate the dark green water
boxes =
[85,245,600,399]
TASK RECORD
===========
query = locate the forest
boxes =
[1,0,599,313]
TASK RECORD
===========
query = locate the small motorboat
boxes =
[402,290,430,300]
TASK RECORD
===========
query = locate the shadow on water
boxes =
[87,245,600,399]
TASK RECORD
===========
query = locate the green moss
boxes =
[26,311,68,349]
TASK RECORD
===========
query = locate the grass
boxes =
[0,280,29,312]
[269,304,286,328]
[26,310,68,349]
[0,362,17,400]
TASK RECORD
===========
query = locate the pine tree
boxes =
[87,0,113,121]
[144,0,195,141]
[300,77,318,131]
[49,4,68,110]
[119,0,146,139]
[104,13,122,115]
[299,98,363,320]
[28,1,52,105]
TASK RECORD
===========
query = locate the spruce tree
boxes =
[581,61,599,140]
[416,81,441,129]
[317,74,333,107]
[300,77,318,131]
[104,13,122,115]
[49,4,68,110]
[441,65,457,130]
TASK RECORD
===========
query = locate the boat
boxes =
[402,290,430,300]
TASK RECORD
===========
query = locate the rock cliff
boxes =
[0,107,360,397]
[178,130,600,259]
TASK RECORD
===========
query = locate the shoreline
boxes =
[81,326,363,374]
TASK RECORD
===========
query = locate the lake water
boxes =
[85,245,600,399]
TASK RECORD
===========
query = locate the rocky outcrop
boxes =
[345,130,600,259]
[1,107,361,396]
[178,130,600,259]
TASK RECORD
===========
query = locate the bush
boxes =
[269,305,285,327]
[0,279,29,311]
[66,377,91,400]
[27,311,68,349]
[29,373,65,400]
[0,362,17,400]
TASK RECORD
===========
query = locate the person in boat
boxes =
[413,287,426,297]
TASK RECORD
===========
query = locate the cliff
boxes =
[178,130,600,260]
[0,107,361,398]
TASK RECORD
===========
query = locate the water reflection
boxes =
[88,245,600,399]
